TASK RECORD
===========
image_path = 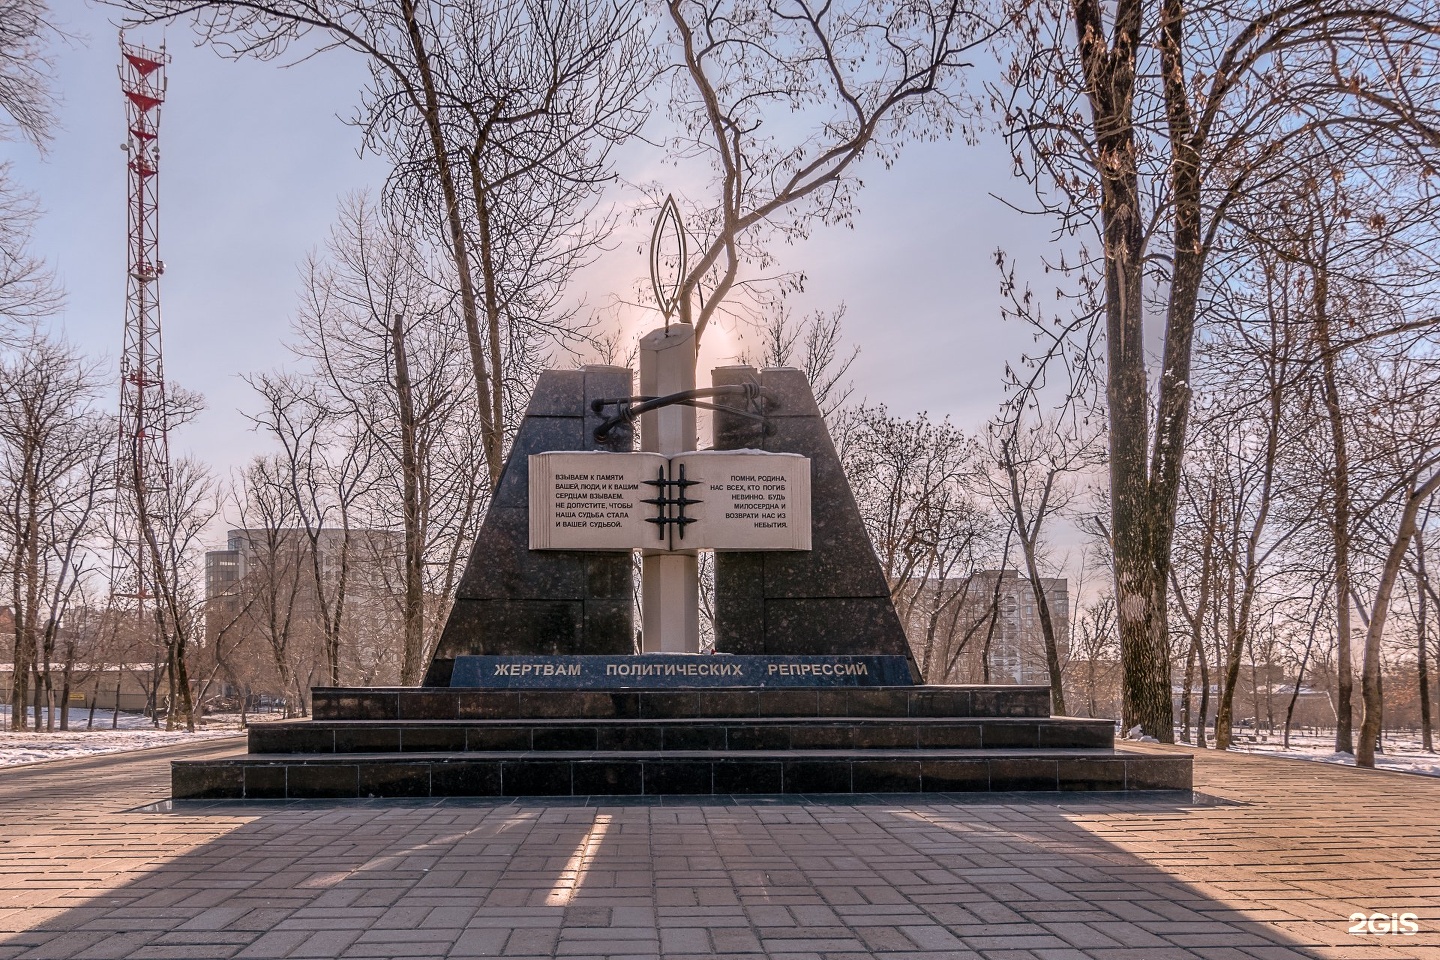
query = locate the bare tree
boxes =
[1000,0,1440,740]
[656,0,996,341]
[232,457,315,715]
[0,333,110,730]
[987,409,1102,716]
[288,195,488,684]
[247,373,372,687]
[118,0,651,491]
[741,306,858,423]
[1348,359,1440,767]
[842,405,1007,681]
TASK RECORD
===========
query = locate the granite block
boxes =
[398,690,460,720]
[358,763,431,798]
[452,508,586,601]
[972,686,1050,718]
[581,600,635,653]
[493,417,586,504]
[917,723,982,749]
[466,726,532,751]
[715,760,783,794]
[982,722,1040,748]
[585,691,643,719]
[583,366,636,452]
[431,760,503,796]
[517,691,587,718]
[852,723,918,749]
[172,763,243,800]
[522,368,585,416]
[788,723,853,750]
[399,726,468,751]
[334,726,401,753]
[317,691,397,721]
[1125,756,1192,791]
[761,598,912,660]
[1040,720,1113,748]
[710,365,916,674]
[845,688,911,717]
[585,555,633,599]
[910,688,971,717]
[502,760,573,796]
[457,691,520,719]
[421,658,454,687]
[573,760,643,795]
[715,552,764,597]
[249,724,333,754]
[437,599,587,657]
[852,759,921,792]
[815,689,851,716]
[696,689,759,717]
[661,725,726,750]
[244,764,287,799]
[756,689,819,717]
[286,764,359,799]
[1058,758,1126,792]
[784,760,851,793]
[596,725,662,751]
[532,727,598,750]
[988,758,1058,791]
[725,724,792,750]
[713,596,765,654]
[644,760,712,795]
[640,691,699,719]
[921,759,990,792]
[426,366,634,676]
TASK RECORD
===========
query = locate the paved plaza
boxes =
[0,738,1437,960]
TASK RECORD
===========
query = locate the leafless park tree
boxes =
[654,0,998,341]
[117,0,651,491]
[0,333,110,730]
[1000,0,1440,739]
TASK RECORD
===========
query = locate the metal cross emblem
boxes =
[641,463,702,542]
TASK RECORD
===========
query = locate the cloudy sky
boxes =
[14,4,1064,535]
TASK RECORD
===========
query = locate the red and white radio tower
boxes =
[114,36,173,615]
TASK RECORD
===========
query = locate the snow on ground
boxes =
[0,707,245,768]
[1214,729,1440,778]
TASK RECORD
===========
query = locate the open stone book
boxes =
[527,449,811,552]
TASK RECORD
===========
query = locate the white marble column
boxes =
[639,325,699,653]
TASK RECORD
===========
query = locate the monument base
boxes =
[172,684,1191,799]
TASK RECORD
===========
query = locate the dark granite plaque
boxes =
[449,654,913,689]
[711,366,921,680]
[423,366,635,686]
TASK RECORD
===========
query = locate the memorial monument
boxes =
[172,200,1191,800]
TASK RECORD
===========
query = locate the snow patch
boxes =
[0,707,244,767]
[1215,731,1440,778]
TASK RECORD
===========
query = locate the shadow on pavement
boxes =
[0,787,1331,960]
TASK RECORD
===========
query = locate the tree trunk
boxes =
[1313,282,1355,754]
[1418,531,1433,752]
[1357,471,1440,767]
[1283,629,1312,750]
[397,0,503,491]
[1196,636,1210,747]
[1179,633,1197,743]
[392,314,427,686]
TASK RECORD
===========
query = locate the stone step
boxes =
[173,748,1191,800]
[310,685,1053,722]
[249,716,1114,755]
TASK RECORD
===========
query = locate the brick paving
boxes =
[0,738,1437,959]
